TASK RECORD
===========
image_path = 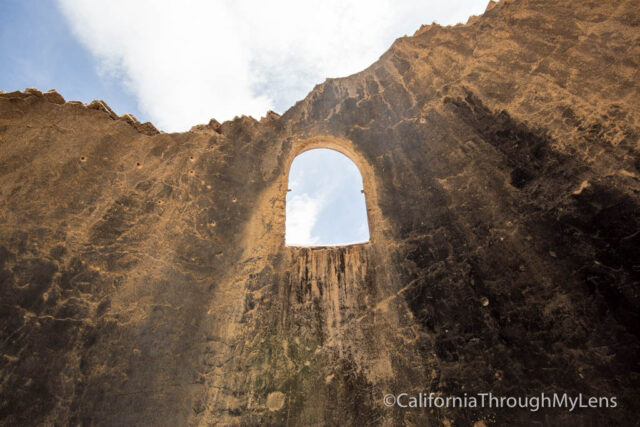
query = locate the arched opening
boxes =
[285,148,370,246]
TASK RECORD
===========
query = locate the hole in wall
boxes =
[285,148,370,247]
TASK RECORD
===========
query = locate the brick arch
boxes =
[279,136,382,247]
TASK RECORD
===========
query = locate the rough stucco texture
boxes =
[1,0,639,425]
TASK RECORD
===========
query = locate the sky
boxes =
[286,149,369,246]
[0,0,142,118]
[1,0,489,245]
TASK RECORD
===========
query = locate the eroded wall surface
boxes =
[1,0,639,425]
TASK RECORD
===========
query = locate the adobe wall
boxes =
[1,0,638,425]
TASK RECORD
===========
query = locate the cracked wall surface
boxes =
[1,0,639,425]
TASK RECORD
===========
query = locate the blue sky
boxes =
[0,0,142,120]
[1,0,488,245]
[286,149,369,246]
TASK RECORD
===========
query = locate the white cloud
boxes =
[285,193,324,246]
[56,0,488,131]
